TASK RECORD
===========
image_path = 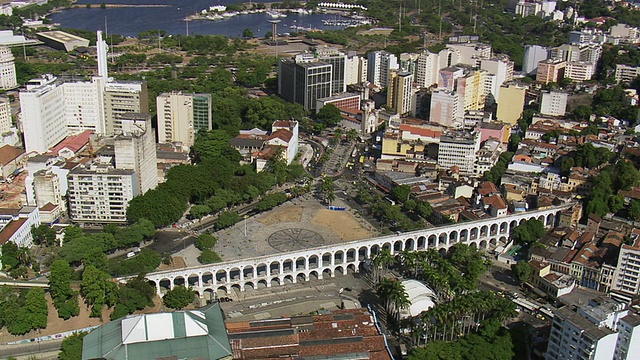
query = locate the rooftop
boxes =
[82,303,231,360]
[0,145,24,166]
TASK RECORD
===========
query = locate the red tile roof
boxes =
[399,124,441,138]
[0,145,24,166]
[49,130,92,155]
[269,129,293,143]
[0,218,27,245]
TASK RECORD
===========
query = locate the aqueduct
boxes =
[142,205,571,298]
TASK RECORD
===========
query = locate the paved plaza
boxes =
[174,195,379,267]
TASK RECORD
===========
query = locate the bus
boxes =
[513,298,538,313]
[538,307,554,319]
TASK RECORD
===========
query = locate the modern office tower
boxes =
[114,113,157,196]
[0,96,11,134]
[344,52,367,85]
[446,43,492,67]
[67,164,136,224]
[457,70,487,112]
[0,46,16,90]
[523,45,549,75]
[546,297,640,360]
[367,50,398,88]
[156,92,212,147]
[540,91,568,116]
[387,70,415,116]
[536,59,566,84]
[437,131,481,175]
[278,57,332,111]
[315,47,347,94]
[429,89,461,128]
[19,76,67,153]
[496,83,526,125]
[103,81,149,135]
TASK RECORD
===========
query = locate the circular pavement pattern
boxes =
[268,228,325,252]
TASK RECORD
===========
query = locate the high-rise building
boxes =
[0,96,11,134]
[416,50,439,88]
[615,64,640,83]
[19,76,67,153]
[457,70,487,112]
[0,46,16,90]
[399,52,419,77]
[387,70,414,116]
[611,230,640,303]
[103,81,149,135]
[480,57,514,102]
[278,57,332,111]
[429,89,461,128]
[437,131,481,175]
[536,59,566,84]
[315,47,347,94]
[446,43,492,67]
[344,52,367,85]
[565,61,596,81]
[496,83,526,125]
[67,164,136,224]
[540,91,568,116]
[523,45,549,75]
[546,297,640,360]
[114,113,157,196]
[156,92,212,147]
[367,50,399,88]
[63,78,105,135]
[438,67,464,91]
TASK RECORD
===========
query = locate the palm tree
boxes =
[16,247,31,266]
[345,128,358,142]
[372,248,394,281]
[376,277,409,327]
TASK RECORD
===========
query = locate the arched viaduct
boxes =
[142,205,571,298]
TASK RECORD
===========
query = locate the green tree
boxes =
[195,234,218,250]
[316,104,342,127]
[630,200,640,221]
[49,260,79,318]
[242,28,253,39]
[189,204,211,220]
[198,249,222,264]
[162,286,195,309]
[511,260,532,284]
[392,185,411,203]
[58,332,87,360]
[608,195,625,214]
[22,288,48,331]
[32,224,57,246]
[216,211,240,230]
[81,266,116,317]
[512,219,546,246]
[82,248,110,273]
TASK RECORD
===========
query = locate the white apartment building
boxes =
[612,231,640,302]
[416,50,439,88]
[345,52,367,85]
[523,45,549,75]
[615,64,640,83]
[0,206,40,251]
[156,92,212,148]
[114,113,157,195]
[367,50,398,88]
[0,46,16,90]
[540,91,568,116]
[0,96,11,134]
[546,298,640,360]
[430,89,461,128]
[24,154,69,207]
[609,24,639,43]
[565,61,596,81]
[63,78,105,134]
[67,164,136,224]
[20,76,67,154]
[33,169,65,212]
[446,43,491,67]
[480,58,514,102]
[437,131,481,175]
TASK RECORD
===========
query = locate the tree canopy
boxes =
[162,286,195,309]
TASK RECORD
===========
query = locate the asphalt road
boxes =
[0,339,62,359]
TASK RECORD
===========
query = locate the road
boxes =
[0,339,62,359]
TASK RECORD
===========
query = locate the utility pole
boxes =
[438,0,442,40]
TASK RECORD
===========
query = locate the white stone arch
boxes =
[417,236,426,249]
[243,265,254,280]
[295,256,306,271]
[334,250,345,264]
[187,273,200,287]
[308,255,320,269]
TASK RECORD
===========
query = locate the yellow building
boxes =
[458,70,486,112]
[496,84,526,125]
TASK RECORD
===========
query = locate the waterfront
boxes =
[49,0,349,37]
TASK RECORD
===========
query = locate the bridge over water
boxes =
[143,205,572,297]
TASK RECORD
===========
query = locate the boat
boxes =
[266,9,287,18]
